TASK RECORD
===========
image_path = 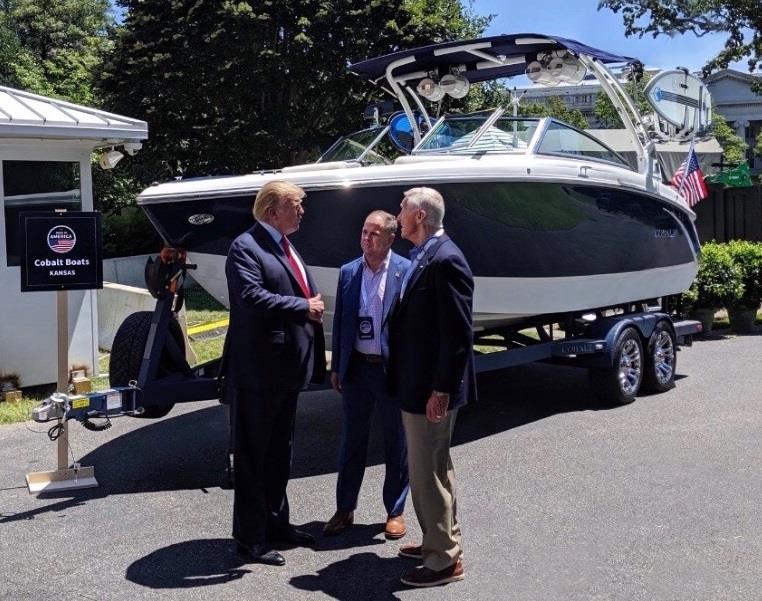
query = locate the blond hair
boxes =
[252,180,305,221]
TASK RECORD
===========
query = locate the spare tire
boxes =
[109,311,184,418]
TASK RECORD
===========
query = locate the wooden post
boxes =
[25,289,98,493]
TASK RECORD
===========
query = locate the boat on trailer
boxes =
[137,33,709,336]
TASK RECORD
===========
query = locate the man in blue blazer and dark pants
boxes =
[324,210,411,540]
[389,187,476,588]
[225,180,326,566]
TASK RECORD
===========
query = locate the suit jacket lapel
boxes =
[383,253,405,322]
[347,260,363,315]
[253,223,311,297]
[398,235,449,311]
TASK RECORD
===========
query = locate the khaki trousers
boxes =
[401,409,462,571]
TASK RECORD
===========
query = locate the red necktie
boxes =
[280,237,311,298]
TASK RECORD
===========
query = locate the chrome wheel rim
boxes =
[618,338,642,395]
[652,330,675,384]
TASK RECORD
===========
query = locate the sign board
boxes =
[20,211,102,292]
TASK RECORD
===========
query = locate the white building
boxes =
[704,69,762,174]
[0,86,147,387]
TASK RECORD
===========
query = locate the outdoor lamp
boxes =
[440,73,470,99]
[416,77,445,102]
[123,142,143,156]
[99,148,124,170]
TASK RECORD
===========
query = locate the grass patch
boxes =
[0,397,39,425]
[185,285,228,328]
[191,335,226,365]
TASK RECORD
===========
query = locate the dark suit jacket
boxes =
[225,222,326,391]
[331,252,410,385]
[388,234,476,414]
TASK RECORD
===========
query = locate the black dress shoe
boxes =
[236,542,286,566]
[270,527,315,546]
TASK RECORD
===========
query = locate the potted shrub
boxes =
[682,241,744,333]
[725,240,762,333]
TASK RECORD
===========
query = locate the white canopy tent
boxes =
[0,86,147,387]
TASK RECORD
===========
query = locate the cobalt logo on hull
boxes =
[47,225,77,254]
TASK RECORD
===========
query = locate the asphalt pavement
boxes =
[1,331,761,601]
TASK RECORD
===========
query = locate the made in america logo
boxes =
[47,225,77,254]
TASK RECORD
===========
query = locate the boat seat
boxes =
[281,160,361,173]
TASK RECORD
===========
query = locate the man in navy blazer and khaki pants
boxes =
[225,180,326,566]
[324,211,411,539]
[389,187,476,588]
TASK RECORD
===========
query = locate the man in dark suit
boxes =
[323,211,411,539]
[225,180,326,566]
[388,187,475,588]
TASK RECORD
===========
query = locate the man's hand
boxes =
[426,390,450,424]
[307,293,324,323]
[330,371,342,392]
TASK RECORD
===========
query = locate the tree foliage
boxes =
[0,0,112,104]
[100,0,490,182]
[710,110,747,164]
[593,72,653,128]
[518,97,589,130]
[598,1,762,87]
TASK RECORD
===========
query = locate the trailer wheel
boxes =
[589,327,643,405]
[109,311,183,418]
[641,321,676,393]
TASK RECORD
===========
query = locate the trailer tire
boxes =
[641,321,677,394]
[589,327,643,405]
[109,311,182,418]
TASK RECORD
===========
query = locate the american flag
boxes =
[670,147,708,207]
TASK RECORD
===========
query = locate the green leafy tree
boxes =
[100,0,490,182]
[710,109,747,164]
[456,82,587,128]
[519,97,589,129]
[598,1,762,90]
[593,71,653,128]
[0,0,112,104]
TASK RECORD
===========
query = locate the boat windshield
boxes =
[318,126,398,165]
[414,111,540,154]
[537,120,630,167]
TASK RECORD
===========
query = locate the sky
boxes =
[472,0,741,73]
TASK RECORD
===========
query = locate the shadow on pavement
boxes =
[124,538,250,588]
[6,361,616,526]
[289,551,407,601]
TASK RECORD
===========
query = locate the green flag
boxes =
[705,162,754,187]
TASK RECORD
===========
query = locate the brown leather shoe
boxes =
[323,510,354,536]
[398,543,422,559]
[400,559,464,587]
[384,515,406,540]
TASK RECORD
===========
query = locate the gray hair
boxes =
[403,187,445,229]
[366,210,398,235]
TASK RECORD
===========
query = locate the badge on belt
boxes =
[357,316,375,340]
